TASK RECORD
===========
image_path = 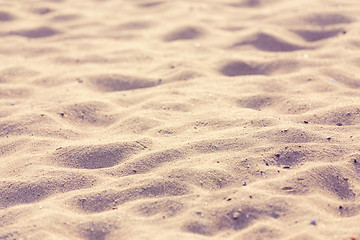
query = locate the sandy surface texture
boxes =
[1,0,360,239]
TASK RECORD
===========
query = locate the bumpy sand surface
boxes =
[1,0,360,239]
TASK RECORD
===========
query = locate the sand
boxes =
[1,0,360,239]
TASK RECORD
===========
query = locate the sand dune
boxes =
[1,0,360,239]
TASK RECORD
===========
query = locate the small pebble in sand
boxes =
[310,217,317,225]
[232,211,240,219]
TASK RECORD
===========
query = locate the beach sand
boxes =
[1,0,360,239]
